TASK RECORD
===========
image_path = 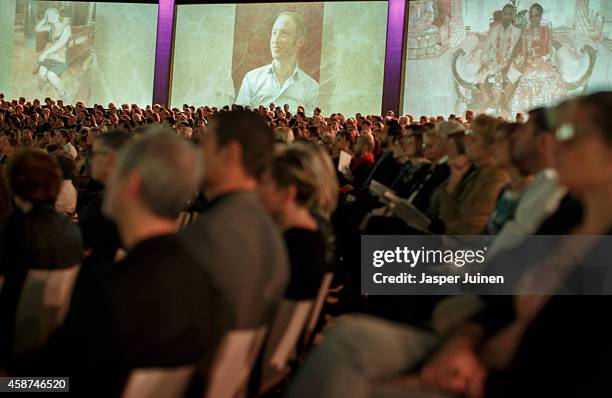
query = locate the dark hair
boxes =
[405,132,425,157]
[496,122,522,139]
[54,152,76,182]
[385,119,403,142]
[211,111,275,178]
[308,125,321,137]
[98,129,132,151]
[530,2,543,15]
[7,149,61,204]
[528,107,552,134]
[502,3,515,12]
[406,124,429,136]
[336,130,355,146]
[45,144,61,153]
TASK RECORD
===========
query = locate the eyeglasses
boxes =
[555,123,575,142]
[556,123,602,145]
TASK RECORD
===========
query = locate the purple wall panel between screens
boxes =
[151,0,406,113]
[152,0,175,105]
[382,0,406,116]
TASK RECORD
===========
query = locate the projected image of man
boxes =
[476,4,521,115]
[36,7,71,101]
[235,12,319,114]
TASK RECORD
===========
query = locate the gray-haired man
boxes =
[46,131,223,396]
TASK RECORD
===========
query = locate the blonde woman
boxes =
[258,142,339,299]
[35,8,71,100]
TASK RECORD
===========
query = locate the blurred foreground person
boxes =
[259,142,339,299]
[31,132,222,396]
[287,92,612,398]
[79,130,131,268]
[182,111,289,328]
[0,150,82,364]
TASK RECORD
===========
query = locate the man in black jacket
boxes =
[78,129,130,267]
[35,131,224,397]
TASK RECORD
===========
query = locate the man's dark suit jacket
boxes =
[360,150,401,190]
[79,191,122,265]
[39,234,224,397]
[484,232,612,398]
[403,162,451,214]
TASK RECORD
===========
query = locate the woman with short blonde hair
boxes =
[258,142,339,299]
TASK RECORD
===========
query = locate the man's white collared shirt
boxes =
[235,64,319,114]
[487,168,567,258]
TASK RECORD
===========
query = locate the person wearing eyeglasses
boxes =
[287,93,612,398]
[484,107,567,258]
[552,92,612,235]
[79,130,131,268]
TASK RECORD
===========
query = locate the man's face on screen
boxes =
[270,15,302,61]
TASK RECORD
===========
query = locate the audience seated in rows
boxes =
[286,92,612,398]
[0,90,610,398]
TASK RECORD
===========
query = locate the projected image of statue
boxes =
[235,11,319,113]
[35,7,71,100]
[510,3,567,115]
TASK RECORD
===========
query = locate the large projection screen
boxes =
[171,1,389,116]
[403,0,612,118]
[0,0,158,105]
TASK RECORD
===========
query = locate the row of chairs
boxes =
[123,271,335,398]
[8,261,335,398]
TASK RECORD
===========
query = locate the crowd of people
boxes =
[0,90,611,397]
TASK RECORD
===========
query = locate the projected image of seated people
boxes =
[235,12,319,113]
[403,0,612,118]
